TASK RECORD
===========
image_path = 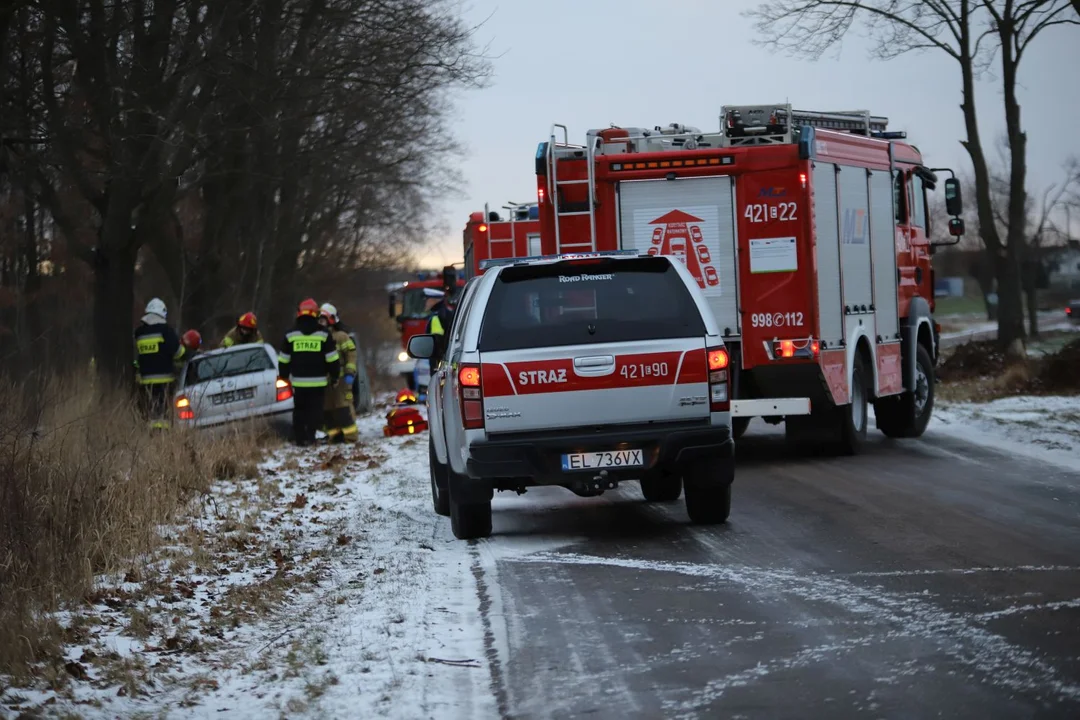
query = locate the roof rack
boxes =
[485,200,539,223]
[478,249,642,271]
[719,104,906,147]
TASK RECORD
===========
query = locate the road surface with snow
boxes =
[11,405,1080,719]
[476,416,1080,719]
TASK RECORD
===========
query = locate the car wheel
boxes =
[640,472,682,502]
[429,436,450,517]
[447,471,492,540]
[684,482,731,525]
[875,344,934,439]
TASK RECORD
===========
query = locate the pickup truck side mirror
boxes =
[407,334,435,360]
[945,177,963,217]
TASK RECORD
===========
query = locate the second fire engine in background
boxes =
[386,266,465,388]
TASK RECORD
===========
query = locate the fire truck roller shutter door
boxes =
[869,170,900,343]
[812,163,844,348]
[616,176,739,335]
[837,164,879,397]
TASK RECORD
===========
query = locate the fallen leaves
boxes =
[290,493,308,509]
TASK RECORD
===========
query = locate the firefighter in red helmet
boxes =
[220,311,263,348]
[277,299,339,446]
[181,329,203,355]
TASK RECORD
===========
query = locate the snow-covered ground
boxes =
[931,395,1080,473]
[2,410,496,719]
[5,390,1078,718]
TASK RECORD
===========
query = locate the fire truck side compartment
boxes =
[811,162,844,349]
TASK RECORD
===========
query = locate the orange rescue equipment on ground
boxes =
[383,388,429,436]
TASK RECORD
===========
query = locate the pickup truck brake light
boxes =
[459,364,484,430]
[707,347,730,412]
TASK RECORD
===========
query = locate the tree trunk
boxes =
[955,3,1009,338]
[997,15,1028,351]
[1025,280,1039,338]
[93,186,141,385]
[93,244,138,385]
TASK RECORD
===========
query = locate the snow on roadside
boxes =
[3,410,496,719]
[930,395,1080,473]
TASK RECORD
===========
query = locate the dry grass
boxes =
[0,372,271,680]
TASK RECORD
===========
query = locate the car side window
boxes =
[447,280,478,357]
[911,174,927,228]
[894,171,909,225]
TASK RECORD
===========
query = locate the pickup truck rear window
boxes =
[478,257,707,351]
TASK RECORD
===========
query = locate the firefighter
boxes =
[278,298,339,446]
[181,329,203,355]
[133,298,186,429]
[426,291,457,368]
[220,312,263,348]
[318,302,358,442]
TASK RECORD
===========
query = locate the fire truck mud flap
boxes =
[730,398,811,417]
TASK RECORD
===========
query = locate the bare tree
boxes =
[1,0,490,379]
[744,0,1079,350]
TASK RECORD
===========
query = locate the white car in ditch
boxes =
[173,343,294,429]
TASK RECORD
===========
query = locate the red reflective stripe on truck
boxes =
[480,350,707,397]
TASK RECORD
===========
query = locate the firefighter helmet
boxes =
[181,329,202,351]
[237,312,258,329]
[395,388,419,405]
[144,297,167,319]
[297,298,319,318]
[320,302,339,324]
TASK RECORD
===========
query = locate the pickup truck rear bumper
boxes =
[465,421,734,487]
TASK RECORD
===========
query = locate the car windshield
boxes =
[478,257,706,351]
[186,347,273,385]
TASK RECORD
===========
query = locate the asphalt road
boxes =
[471,422,1080,720]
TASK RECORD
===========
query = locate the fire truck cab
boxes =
[463,201,544,279]
[535,104,964,453]
[387,267,466,388]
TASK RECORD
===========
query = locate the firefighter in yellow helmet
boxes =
[318,302,358,442]
[220,312,263,348]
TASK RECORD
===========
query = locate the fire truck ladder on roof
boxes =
[719,104,898,147]
[547,124,598,253]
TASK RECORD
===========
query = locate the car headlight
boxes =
[398,351,409,362]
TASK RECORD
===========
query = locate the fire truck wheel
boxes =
[684,481,731,524]
[640,472,683,502]
[731,417,750,440]
[429,437,450,517]
[875,344,935,438]
[448,475,492,540]
[838,354,870,455]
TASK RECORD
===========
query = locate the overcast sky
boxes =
[417,0,1080,267]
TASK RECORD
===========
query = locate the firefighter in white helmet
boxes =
[318,302,358,442]
[132,297,186,429]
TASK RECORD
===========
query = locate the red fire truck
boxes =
[463,201,543,278]
[387,266,465,387]
[534,104,964,453]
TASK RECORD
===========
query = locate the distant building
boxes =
[934,276,965,298]
[1045,245,1080,291]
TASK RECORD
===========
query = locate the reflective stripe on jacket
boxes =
[133,323,184,385]
[277,319,339,388]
